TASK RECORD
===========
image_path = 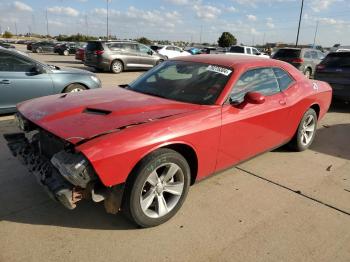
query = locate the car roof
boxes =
[173,54,286,69]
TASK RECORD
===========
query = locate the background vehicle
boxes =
[32,41,56,53]
[157,45,191,58]
[26,41,35,51]
[226,45,270,58]
[57,43,85,56]
[314,51,350,101]
[84,40,166,73]
[0,42,15,49]
[75,47,85,62]
[0,48,101,114]
[272,48,325,78]
[4,55,332,227]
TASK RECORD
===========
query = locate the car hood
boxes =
[17,87,201,144]
[50,67,94,75]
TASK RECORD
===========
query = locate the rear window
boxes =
[273,49,301,58]
[321,52,350,67]
[229,46,244,53]
[86,42,103,51]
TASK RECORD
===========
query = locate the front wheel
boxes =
[64,84,87,93]
[124,148,190,227]
[304,68,311,79]
[63,50,69,56]
[288,108,317,151]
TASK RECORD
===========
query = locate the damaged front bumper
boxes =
[4,131,124,213]
[4,132,94,209]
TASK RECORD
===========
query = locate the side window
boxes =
[304,51,311,59]
[318,51,325,60]
[311,51,318,59]
[138,44,151,54]
[166,46,174,51]
[124,44,137,51]
[252,48,259,55]
[174,47,181,52]
[0,53,34,72]
[230,68,280,102]
[246,48,252,54]
[273,68,294,91]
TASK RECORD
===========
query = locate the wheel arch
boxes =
[62,82,89,93]
[310,103,320,119]
[110,59,125,71]
[125,142,199,188]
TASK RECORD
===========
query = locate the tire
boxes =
[63,50,69,56]
[156,59,164,65]
[123,148,191,227]
[111,60,124,74]
[64,84,87,93]
[304,68,311,79]
[288,108,317,151]
[36,47,42,53]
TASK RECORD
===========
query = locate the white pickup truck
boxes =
[226,45,270,58]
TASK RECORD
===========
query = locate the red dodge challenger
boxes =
[4,55,332,227]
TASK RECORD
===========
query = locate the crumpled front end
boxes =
[4,114,124,213]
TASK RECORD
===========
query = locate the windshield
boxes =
[321,52,350,67]
[127,61,232,105]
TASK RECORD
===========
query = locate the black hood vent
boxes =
[83,108,112,115]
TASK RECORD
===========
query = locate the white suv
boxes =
[226,45,270,58]
[157,45,191,59]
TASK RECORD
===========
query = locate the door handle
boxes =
[0,80,10,85]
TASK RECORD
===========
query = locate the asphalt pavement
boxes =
[0,46,349,262]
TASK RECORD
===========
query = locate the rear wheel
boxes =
[288,108,317,151]
[64,84,87,93]
[156,59,164,65]
[63,50,69,56]
[36,47,42,53]
[111,60,123,74]
[304,68,311,79]
[123,148,190,227]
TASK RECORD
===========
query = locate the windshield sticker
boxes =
[206,65,232,76]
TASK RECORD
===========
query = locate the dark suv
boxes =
[314,52,350,101]
[84,41,166,73]
[272,48,325,78]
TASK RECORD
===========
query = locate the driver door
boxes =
[216,67,291,171]
[0,51,53,111]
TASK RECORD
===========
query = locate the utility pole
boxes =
[295,0,304,47]
[313,20,319,47]
[262,32,266,46]
[199,25,203,44]
[45,8,49,36]
[14,22,17,36]
[106,0,110,40]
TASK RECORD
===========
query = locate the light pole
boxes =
[313,20,319,47]
[106,0,110,40]
[295,0,304,47]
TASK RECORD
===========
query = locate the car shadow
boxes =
[273,123,350,160]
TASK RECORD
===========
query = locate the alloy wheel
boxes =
[140,163,184,218]
[300,114,316,146]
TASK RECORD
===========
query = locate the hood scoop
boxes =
[83,107,112,115]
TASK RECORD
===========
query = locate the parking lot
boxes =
[0,47,350,262]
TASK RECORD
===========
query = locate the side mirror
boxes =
[30,65,44,74]
[245,92,265,104]
[147,50,153,55]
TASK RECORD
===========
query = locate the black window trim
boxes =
[224,66,296,105]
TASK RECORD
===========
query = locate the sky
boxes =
[0,0,349,47]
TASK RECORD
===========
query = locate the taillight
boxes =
[291,58,304,63]
[316,64,325,70]
[94,50,104,55]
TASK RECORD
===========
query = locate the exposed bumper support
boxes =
[4,133,81,209]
